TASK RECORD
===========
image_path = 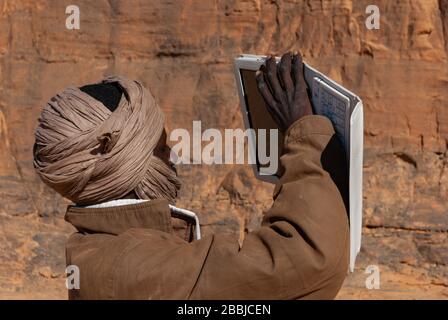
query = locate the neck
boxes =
[121,190,139,200]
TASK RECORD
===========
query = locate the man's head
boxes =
[79,81,174,170]
[33,76,180,205]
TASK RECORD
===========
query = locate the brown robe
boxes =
[65,115,350,299]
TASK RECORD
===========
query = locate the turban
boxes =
[33,76,181,205]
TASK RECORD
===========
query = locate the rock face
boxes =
[0,0,447,299]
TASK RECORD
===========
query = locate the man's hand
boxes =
[255,52,313,132]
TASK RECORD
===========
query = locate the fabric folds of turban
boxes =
[33,76,181,205]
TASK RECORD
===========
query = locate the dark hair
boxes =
[80,82,123,112]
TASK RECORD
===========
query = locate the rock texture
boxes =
[0,0,447,299]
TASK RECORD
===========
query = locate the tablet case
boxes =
[234,54,363,272]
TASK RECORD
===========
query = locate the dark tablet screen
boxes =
[240,69,284,177]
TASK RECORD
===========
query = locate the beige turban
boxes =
[33,76,180,205]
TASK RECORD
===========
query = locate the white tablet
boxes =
[234,54,364,272]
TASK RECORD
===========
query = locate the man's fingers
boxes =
[256,71,286,128]
[292,52,308,102]
[279,52,294,102]
[291,52,306,87]
[256,70,276,107]
[265,56,286,104]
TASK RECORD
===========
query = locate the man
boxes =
[33,52,349,299]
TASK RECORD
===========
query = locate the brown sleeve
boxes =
[189,115,350,299]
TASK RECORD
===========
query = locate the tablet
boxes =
[234,54,364,272]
